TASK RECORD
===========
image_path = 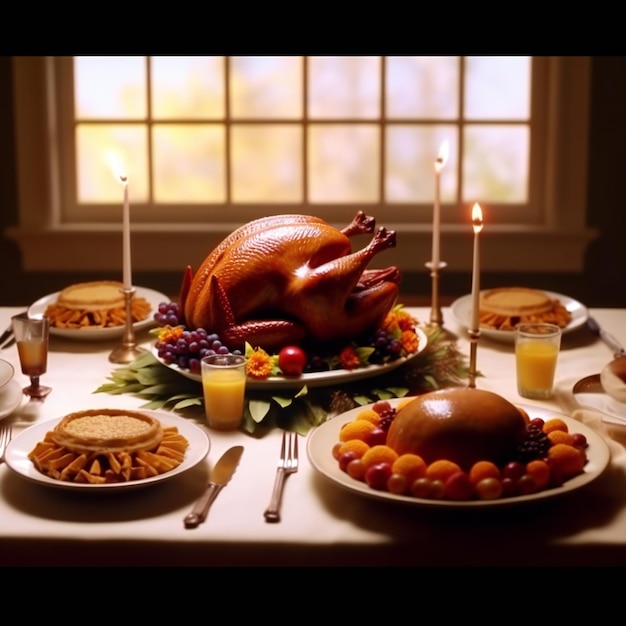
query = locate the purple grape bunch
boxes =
[153,301,240,375]
[367,328,404,364]
[153,301,182,327]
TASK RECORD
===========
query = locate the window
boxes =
[9,56,594,276]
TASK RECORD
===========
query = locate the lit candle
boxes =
[470,202,484,331]
[108,153,132,290]
[432,140,449,268]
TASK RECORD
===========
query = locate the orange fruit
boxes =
[426,459,462,482]
[361,445,398,470]
[337,439,370,459]
[547,430,575,446]
[356,409,381,426]
[526,459,551,489]
[339,419,377,442]
[392,453,427,484]
[468,460,501,485]
[548,443,586,480]
[543,418,569,434]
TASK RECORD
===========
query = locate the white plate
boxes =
[306,399,610,509]
[0,380,23,420]
[4,410,211,491]
[0,358,14,392]
[572,382,626,426]
[28,287,169,341]
[449,290,589,343]
[151,327,428,390]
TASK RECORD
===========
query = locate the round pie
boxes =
[479,287,553,317]
[50,408,164,455]
[56,281,126,312]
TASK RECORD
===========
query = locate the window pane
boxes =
[231,125,302,202]
[76,124,148,204]
[151,56,225,119]
[463,125,529,202]
[309,56,380,119]
[309,125,379,202]
[465,56,530,120]
[153,125,225,202]
[386,125,457,203]
[74,57,146,119]
[386,56,459,119]
[230,56,302,119]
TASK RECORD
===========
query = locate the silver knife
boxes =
[586,317,626,358]
[184,445,244,529]
[0,322,14,348]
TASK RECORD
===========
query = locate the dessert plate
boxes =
[307,400,610,509]
[0,380,23,421]
[28,286,169,341]
[4,410,210,491]
[151,327,428,390]
[450,290,589,343]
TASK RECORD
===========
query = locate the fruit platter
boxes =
[307,397,611,508]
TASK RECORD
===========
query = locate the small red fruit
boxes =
[364,462,392,490]
[444,470,475,501]
[278,346,307,376]
[366,427,387,447]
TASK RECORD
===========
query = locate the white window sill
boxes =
[5,224,598,274]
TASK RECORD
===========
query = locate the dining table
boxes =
[1,302,626,567]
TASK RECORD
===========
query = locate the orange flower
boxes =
[246,348,273,379]
[401,329,419,354]
[381,313,400,335]
[339,345,361,370]
[157,325,184,343]
[396,311,417,331]
[382,308,417,334]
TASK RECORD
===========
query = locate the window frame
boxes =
[8,55,596,275]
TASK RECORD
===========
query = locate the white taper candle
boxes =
[122,176,131,290]
[470,202,484,331]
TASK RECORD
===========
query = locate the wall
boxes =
[1,56,625,307]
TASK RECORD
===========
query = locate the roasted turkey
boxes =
[179,212,401,352]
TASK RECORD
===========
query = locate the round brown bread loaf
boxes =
[51,408,164,455]
[386,388,528,471]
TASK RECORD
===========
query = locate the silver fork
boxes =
[0,422,12,464]
[264,431,298,523]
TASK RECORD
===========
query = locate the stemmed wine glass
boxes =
[11,312,52,401]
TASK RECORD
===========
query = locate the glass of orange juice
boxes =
[515,322,562,399]
[201,353,247,431]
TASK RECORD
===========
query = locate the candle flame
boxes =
[435,140,449,171]
[106,151,128,185]
[472,202,484,233]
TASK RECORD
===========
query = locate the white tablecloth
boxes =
[1,305,626,566]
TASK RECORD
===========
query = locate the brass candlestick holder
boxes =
[467,327,480,388]
[109,287,147,364]
[424,260,447,327]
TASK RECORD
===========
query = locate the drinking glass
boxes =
[515,322,562,399]
[201,353,247,431]
[11,312,52,401]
